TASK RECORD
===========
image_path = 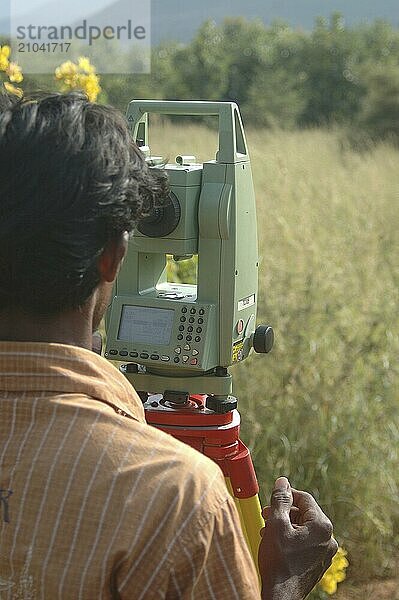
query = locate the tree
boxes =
[355,63,399,143]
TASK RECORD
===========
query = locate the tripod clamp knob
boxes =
[206,395,238,414]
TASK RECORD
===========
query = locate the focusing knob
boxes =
[253,325,274,354]
[137,191,181,238]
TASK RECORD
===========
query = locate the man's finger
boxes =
[291,489,323,519]
[262,505,300,524]
[270,477,294,523]
[291,489,333,539]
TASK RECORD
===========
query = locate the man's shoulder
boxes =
[113,414,230,510]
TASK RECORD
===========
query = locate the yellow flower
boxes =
[6,62,23,83]
[319,547,349,595]
[0,45,11,71]
[54,58,101,102]
[320,573,338,595]
[3,81,23,98]
[55,60,78,81]
[78,72,101,102]
[77,56,95,74]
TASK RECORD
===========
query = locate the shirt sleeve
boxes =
[165,494,261,600]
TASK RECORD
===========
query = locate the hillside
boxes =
[1,0,399,44]
[151,0,399,44]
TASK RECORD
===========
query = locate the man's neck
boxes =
[0,307,94,350]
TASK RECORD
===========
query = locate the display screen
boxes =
[117,306,174,346]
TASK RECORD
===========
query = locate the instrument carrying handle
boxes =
[126,100,249,164]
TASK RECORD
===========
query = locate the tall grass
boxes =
[154,122,399,581]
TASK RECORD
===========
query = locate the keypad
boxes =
[175,305,208,367]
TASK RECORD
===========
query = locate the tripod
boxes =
[142,391,263,570]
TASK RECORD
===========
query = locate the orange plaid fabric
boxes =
[0,342,260,599]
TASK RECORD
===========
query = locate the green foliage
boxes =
[95,14,399,142]
[163,121,399,582]
[167,255,197,285]
[297,14,365,126]
[355,63,399,143]
[8,12,399,141]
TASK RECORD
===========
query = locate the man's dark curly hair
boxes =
[0,91,168,314]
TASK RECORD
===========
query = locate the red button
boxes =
[190,358,198,366]
[237,319,244,334]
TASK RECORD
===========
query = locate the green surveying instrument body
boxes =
[105,101,274,569]
[105,100,273,407]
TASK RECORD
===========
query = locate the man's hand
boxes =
[259,477,338,600]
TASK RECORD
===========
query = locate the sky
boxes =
[9,0,107,18]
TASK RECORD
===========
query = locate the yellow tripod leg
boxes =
[225,477,263,574]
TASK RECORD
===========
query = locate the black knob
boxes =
[206,395,238,414]
[253,325,274,354]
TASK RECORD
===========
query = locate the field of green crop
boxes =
[155,121,399,585]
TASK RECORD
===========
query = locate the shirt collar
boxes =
[0,341,145,423]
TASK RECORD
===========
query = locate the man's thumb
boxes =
[271,477,293,520]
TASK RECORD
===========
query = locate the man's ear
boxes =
[98,232,129,283]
